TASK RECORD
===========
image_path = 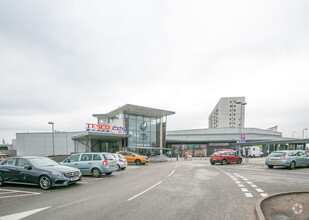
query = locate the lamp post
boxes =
[235,101,247,155]
[236,101,247,128]
[302,128,307,139]
[48,121,55,155]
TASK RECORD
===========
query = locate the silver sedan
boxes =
[265,150,309,169]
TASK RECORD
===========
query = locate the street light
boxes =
[236,101,247,128]
[48,121,55,155]
[235,101,247,155]
[302,128,307,139]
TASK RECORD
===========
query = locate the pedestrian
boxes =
[185,152,188,160]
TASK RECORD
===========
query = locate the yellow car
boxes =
[116,151,148,165]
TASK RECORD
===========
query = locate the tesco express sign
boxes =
[86,123,127,134]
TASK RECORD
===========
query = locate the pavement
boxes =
[163,157,309,220]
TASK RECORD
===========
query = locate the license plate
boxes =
[271,159,278,161]
[111,165,115,168]
[212,159,217,160]
[70,177,79,181]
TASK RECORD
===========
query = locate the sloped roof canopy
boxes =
[93,104,175,119]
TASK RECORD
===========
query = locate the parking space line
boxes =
[0,189,41,199]
[127,181,162,201]
[0,206,51,220]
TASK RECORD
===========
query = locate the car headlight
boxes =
[52,171,65,178]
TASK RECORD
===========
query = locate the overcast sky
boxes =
[1,0,309,143]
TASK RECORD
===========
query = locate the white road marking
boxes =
[0,206,51,220]
[0,189,41,199]
[0,189,40,194]
[168,169,175,177]
[127,181,162,201]
[256,188,264,193]
[245,193,253,197]
[215,168,269,199]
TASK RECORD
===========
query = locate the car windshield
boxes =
[28,157,59,167]
[269,152,286,157]
[118,154,125,159]
[103,153,115,160]
[212,152,223,155]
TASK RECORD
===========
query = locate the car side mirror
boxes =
[24,165,32,170]
[132,155,135,157]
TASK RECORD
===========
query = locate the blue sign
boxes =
[241,133,246,143]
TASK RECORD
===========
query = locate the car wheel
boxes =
[210,162,215,165]
[268,165,274,169]
[121,167,126,170]
[237,158,242,164]
[105,172,112,175]
[117,164,121,171]
[289,161,296,170]
[0,175,4,187]
[39,175,52,190]
[92,168,102,178]
[221,159,227,165]
[135,159,141,165]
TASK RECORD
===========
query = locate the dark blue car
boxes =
[0,156,82,190]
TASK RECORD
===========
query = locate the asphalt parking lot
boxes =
[0,158,308,220]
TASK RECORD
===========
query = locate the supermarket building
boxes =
[15,104,303,157]
[16,104,175,156]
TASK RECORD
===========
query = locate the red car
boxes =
[210,151,242,165]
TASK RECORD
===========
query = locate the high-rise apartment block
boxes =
[209,97,246,128]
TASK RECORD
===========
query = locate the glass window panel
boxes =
[144,117,151,122]
[129,115,137,120]
[99,119,108,124]
[129,119,137,131]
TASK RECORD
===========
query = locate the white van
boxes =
[248,147,263,157]
[242,147,263,157]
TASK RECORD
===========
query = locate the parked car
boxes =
[210,151,242,165]
[0,156,82,190]
[113,153,128,171]
[60,152,118,177]
[116,151,147,165]
[265,150,309,169]
[214,149,233,152]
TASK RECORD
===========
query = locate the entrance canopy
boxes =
[72,132,130,141]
